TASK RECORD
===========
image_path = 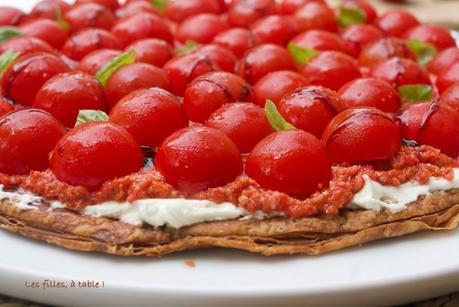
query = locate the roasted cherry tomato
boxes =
[300,51,361,91]
[250,15,298,46]
[212,27,258,57]
[0,108,65,175]
[28,0,71,20]
[75,0,120,11]
[0,97,14,117]
[105,63,170,108]
[341,0,377,23]
[205,103,273,153]
[155,125,243,193]
[127,38,173,68]
[236,44,295,84]
[33,72,106,128]
[278,0,325,15]
[358,37,416,67]
[293,1,338,32]
[397,103,459,157]
[165,0,221,22]
[441,84,459,114]
[402,24,456,51]
[227,0,277,28]
[427,47,459,76]
[340,24,384,57]
[110,88,188,148]
[0,36,55,56]
[76,49,122,75]
[374,9,419,37]
[176,13,228,44]
[194,44,237,73]
[322,107,401,163]
[254,70,308,106]
[246,129,332,195]
[115,1,158,19]
[369,57,431,88]
[183,71,255,122]
[50,121,144,191]
[62,29,122,61]
[64,3,115,32]
[19,19,69,49]
[0,6,25,26]
[2,52,70,106]
[436,62,459,94]
[337,78,400,113]
[290,30,348,54]
[278,86,338,138]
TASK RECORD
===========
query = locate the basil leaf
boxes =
[287,43,319,65]
[0,26,22,44]
[151,0,168,13]
[0,49,20,74]
[338,7,366,27]
[76,110,109,126]
[398,84,433,102]
[407,39,437,66]
[264,100,295,131]
[96,49,136,87]
[55,7,70,31]
[176,40,201,56]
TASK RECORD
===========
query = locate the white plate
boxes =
[1,1,459,306]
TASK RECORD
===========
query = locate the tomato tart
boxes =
[0,0,459,256]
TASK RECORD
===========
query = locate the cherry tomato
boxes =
[251,15,298,46]
[337,78,400,113]
[246,129,332,195]
[115,1,158,20]
[358,37,416,67]
[75,0,120,11]
[236,44,296,84]
[227,0,277,28]
[293,1,338,32]
[0,97,14,117]
[403,24,456,51]
[436,62,459,94]
[369,57,431,88]
[427,47,459,76]
[212,27,258,57]
[290,30,348,53]
[64,3,115,32]
[33,72,106,128]
[341,0,377,24]
[2,52,70,106]
[62,29,122,61]
[127,39,173,68]
[278,0,324,15]
[28,0,71,20]
[105,63,170,108]
[183,71,255,122]
[397,103,459,157]
[194,44,237,72]
[76,49,122,75]
[322,107,401,163]
[441,84,459,114]
[19,19,69,49]
[340,24,384,58]
[165,0,221,22]
[0,6,25,26]
[50,121,143,191]
[163,53,218,96]
[110,88,188,148]
[155,125,243,193]
[300,51,361,91]
[0,108,65,175]
[254,70,308,106]
[176,13,228,44]
[278,86,338,137]
[374,9,419,37]
[0,36,55,56]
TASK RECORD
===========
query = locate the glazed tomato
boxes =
[62,29,122,60]
[341,0,377,23]
[110,88,188,148]
[76,49,122,75]
[277,86,338,137]
[403,24,456,51]
[322,107,401,163]
[19,19,69,49]
[111,13,173,47]
[246,129,332,195]
[374,9,419,37]
[194,44,237,72]
[183,71,255,122]
[28,0,71,20]
[250,15,298,46]
[236,44,296,84]
[278,0,324,15]
[0,6,25,26]
[212,27,258,57]
[337,78,400,113]
[254,70,308,106]
[2,52,70,106]
[0,36,55,56]
[205,103,273,153]
[115,1,158,19]
[441,84,459,113]
[358,37,416,67]
[427,47,459,76]
[75,0,120,11]
[369,57,431,88]
[165,0,221,22]
[127,39,173,68]
[155,126,243,193]
[340,24,384,58]
[0,97,14,117]
[105,63,170,108]
[0,109,65,175]
[300,51,361,91]
[397,103,459,157]
[163,53,218,96]
[436,62,459,94]
[290,30,348,53]
[176,13,228,44]
[227,0,277,28]
[33,72,106,128]
[64,3,115,32]
[293,1,338,32]
[50,121,144,191]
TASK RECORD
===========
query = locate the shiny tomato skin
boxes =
[254,70,308,106]
[427,48,459,76]
[76,49,122,75]
[358,37,416,67]
[50,121,144,191]
[0,97,14,117]
[64,3,115,32]
[436,62,459,94]
[290,30,348,53]
[75,0,120,11]
[19,19,69,49]
[300,51,361,91]
[212,27,257,57]
[374,9,419,37]
[2,53,70,106]
[110,88,188,148]
[195,44,237,73]
[62,29,122,61]
[293,1,338,32]
[246,129,332,195]
[278,0,324,15]
[402,24,456,51]
[115,1,158,19]
[0,108,65,175]
[155,126,243,193]
[33,72,107,128]
[28,0,71,20]
[227,0,277,28]
[0,36,55,56]
[236,44,296,84]
[340,24,384,57]
[0,6,25,26]
[337,78,400,113]
[341,0,377,23]
[127,39,173,68]
[205,103,273,153]
[441,84,459,113]
[322,107,401,163]
[183,71,255,122]
[369,57,431,88]
[278,86,338,138]
[176,13,228,44]
[105,63,170,109]
[165,0,221,22]
[250,15,299,46]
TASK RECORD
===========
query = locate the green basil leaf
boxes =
[407,39,437,66]
[176,40,201,56]
[338,7,366,27]
[287,43,319,65]
[0,26,22,44]
[96,49,136,87]
[151,0,168,13]
[76,110,109,126]
[55,7,70,31]
[0,49,20,74]
[398,84,433,102]
[264,99,296,131]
